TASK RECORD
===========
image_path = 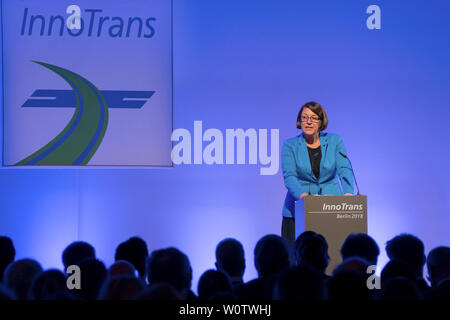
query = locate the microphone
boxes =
[308,173,312,195]
[308,168,314,196]
[308,171,321,195]
[338,152,360,195]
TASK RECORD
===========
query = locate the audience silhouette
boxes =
[234,234,290,300]
[379,276,423,300]
[385,233,430,296]
[197,269,233,300]
[0,284,16,300]
[76,258,107,300]
[273,265,324,300]
[328,268,371,300]
[108,260,136,278]
[62,241,96,270]
[295,231,329,279]
[426,246,450,300]
[135,282,182,300]
[0,233,448,300]
[28,269,67,300]
[146,247,196,300]
[98,275,145,300]
[341,233,379,266]
[115,236,148,279]
[3,258,43,300]
[0,236,15,283]
[215,238,245,287]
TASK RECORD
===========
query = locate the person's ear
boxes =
[296,121,301,129]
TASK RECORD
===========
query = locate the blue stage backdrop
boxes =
[1,0,450,290]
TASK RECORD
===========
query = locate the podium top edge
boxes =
[303,195,367,198]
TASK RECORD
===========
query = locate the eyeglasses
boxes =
[301,115,321,123]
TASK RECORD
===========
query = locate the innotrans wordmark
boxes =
[20,7,157,38]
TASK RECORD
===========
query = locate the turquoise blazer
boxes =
[281,132,354,218]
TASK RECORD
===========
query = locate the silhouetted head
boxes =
[135,283,182,300]
[381,259,415,288]
[294,231,329,273]
[115,236,148,278]
[328,270,371,300]
[333,257,370,276]
[3,258,43,300]
[62,241,96,270]
[98,275,146,300]
[197,269,232,300]
[379,277,423,300]
[385,233,425,278]
[146,247,193,299]
[341,233,380,266]
[295,231,317,248]
[108,260,136,278]
[254,235,289,278]
[273,266,325,300]
[76,258,107,300]
[0,236,16,283]
[426,246,450,287]
[28,269,67,300]
[215,238,245,280]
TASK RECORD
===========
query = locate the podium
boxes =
[295,195,367,275]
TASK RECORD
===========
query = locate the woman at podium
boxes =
[281,101,354,243]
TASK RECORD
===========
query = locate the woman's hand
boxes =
[344,193,353,196]
[299,192,308,199]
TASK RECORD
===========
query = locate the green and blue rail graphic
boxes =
[16,61,154,165]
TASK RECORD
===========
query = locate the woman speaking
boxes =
[281,101,354,243]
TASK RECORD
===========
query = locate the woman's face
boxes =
[300,108,321,136]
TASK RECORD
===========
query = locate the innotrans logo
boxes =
[20,6,156,38]
[17,61,154,165]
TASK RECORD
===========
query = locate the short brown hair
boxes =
[296,101,328,131]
